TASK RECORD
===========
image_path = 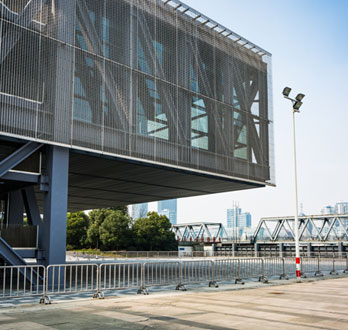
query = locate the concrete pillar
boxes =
[338,242,343,257]
[278,243,284,258]
[254,243,259,258]
[39,146,69,266]
[307,243,312,257]
[232,243,237,257]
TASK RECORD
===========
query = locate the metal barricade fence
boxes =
[301,257,318,276]
[142,262,181,288]
[45,264,98,295]
[214,259,238,282]
[263,258,285,279]
[238,258,262,280]
[0,265,45,299]
[181,260,213,285]
[99,263,142,291]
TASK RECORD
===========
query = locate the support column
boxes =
[7,191,24,225]
[279,243,284,258]
[254,243,259,258]
[232,243,237,257]
[39,146,69,266]
[338,242,343,258]
[307,243,312,257]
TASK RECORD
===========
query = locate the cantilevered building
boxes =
[0,0,274,265]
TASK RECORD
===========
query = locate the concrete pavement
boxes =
[1,277,348,329]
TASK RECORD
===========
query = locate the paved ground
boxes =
[1,276,348,329]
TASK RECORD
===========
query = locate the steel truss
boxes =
[253,215,348,242]
[172,222,228,242]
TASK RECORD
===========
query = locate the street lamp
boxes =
[282,86,305,282]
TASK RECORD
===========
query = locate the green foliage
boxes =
[99,211,133,250]
[66,212,90,249]
[86,208,113,249]
[68,207,176,251]
[133,212,177,251]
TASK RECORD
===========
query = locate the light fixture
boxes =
[293,101,303,111]
[282,87,291,97]
[295,93,305,102]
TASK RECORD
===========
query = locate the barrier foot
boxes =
[39,295,52,305]
[314,271,323,277]
[258,276,268,284]
[137,286,149,295]
[208,281,219,288]
[235,278,244,285]
[343,269,348,273]
[279,274,289,280]
[301,272,307,279]
[93,291,105,299]
[176,284,187,291]
[330,270,339,275]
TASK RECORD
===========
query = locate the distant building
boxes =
[226,203,252,237]
[158,199,177,225]
[132,203,148,219]
[321,205,335,215]
[335,202,348,214]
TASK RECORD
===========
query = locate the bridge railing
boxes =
[2,256,348,303]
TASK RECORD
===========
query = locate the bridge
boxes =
[172,223,228,243]
[174,215,348,256]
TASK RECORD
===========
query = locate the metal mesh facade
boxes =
[0,0,274,185]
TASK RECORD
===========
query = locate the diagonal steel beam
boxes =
[309,218,323,240]
[0,141,43,178]
[324,217,339,241]
[0,0,47,64]
[76,0,128,130]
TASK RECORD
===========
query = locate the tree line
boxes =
[66,206,177,251]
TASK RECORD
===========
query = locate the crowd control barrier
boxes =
[1,256,348,304]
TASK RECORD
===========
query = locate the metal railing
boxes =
[0,265,45,298]
[1,256,348,303]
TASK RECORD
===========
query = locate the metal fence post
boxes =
[39,267,51,305]
[258,259,268,283]
[176,262,186,291]
[235,259,244,284]
[344,254,348,273]
[93,265,104,299]
[315,256,323,276]
[137,263,148,295]
[330,255,338,275]
[280,258,288,280]
[208,260,218,288]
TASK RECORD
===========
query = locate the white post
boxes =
[292,109,301,281]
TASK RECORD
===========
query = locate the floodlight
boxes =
[293,101,303,110]
[295,93,305,102]
[282,87,291,97]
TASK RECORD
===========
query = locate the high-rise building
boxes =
[335,202,348,214]
[239,212,252,228]
[158,199,177,225]
[321,205,335,215]
[131,203,148,219]
[226,204,252,238]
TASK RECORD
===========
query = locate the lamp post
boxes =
[282,87,305,282]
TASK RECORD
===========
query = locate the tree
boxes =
[99,210,134,250]
[66,212,89,249]
[133,212,177,251]
[86,208,113,249]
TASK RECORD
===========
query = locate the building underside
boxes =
[0,0,273,266]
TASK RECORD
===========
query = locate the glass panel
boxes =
[234,111,247,160]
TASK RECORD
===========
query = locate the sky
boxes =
[148,0,348,227]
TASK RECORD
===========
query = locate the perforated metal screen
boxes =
[0,0,274,185]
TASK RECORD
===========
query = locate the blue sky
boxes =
[149,0,348,226]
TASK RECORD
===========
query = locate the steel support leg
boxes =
[39,146,69,266]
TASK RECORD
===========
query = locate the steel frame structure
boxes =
[253,215,348,242]
[172,222,228,241]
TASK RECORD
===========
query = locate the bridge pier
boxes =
[307,243,312,257]
[254,243,259,258]
[278,243,284,257]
